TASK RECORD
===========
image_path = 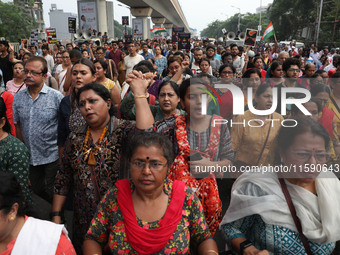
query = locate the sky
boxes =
[4,0,274,33]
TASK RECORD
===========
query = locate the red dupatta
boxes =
[116,179,185,255]
[168,114,222,236]
[319,107,335,139]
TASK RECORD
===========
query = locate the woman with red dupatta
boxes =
[151,78,234,236]
[84,132,218,254]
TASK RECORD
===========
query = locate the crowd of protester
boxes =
[0,35,340,254]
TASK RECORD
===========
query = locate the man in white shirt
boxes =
[122,42,144,78]
[42,45,54,74]
[230,44,244,71]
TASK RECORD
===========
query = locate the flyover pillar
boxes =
[164,23,173,39]
[97,0,108,35]
[151,17,166,27]
[131,7,153,39]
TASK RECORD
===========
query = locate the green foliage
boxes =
[317,0,340,45]
[0,2,36,42]
[201,12,269,39]
[200,0,339,46]
[114,20,132,39]
[269,0,316,41]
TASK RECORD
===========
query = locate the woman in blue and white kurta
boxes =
[220,117,340,255]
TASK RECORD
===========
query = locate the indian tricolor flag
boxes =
[150,27,167,34]
[262,21,275,41]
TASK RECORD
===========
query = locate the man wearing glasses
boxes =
[274,57,305,115]
[96,47,118,83]
[13,56,63,207]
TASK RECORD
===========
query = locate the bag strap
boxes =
[278,178,314,255]
[329,96,340,115]
[255,114,273,165]
[48,76,52,87]
[15,82,25,94]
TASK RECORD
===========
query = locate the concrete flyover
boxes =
[117,0,190,39]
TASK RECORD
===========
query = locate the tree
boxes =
[316,0,340,45]
[201,12,269,39]
[0,2,36,42]
[268,0,316,41]
[200,0,339,46]
[114,20,132,39]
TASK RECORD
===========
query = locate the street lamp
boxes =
[231,5,241,32]
[258,0,262,37]
[316,0,324,46]
[118,3,132,35]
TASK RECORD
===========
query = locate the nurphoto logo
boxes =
[199,84,311,128]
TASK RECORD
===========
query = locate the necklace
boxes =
[83,127,107,165]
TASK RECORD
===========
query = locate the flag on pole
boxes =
[262,21,275,41]
[150,27,167,34]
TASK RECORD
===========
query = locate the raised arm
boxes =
[171,59,190,84]
[126,70,155,129]
[8,43,20,63]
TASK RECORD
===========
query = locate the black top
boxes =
[0,54,13,86]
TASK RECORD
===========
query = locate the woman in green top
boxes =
[120,80,183,121]
[0,97,31,204]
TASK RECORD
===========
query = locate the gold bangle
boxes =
[134,94,148,98]
[205,250,218,255]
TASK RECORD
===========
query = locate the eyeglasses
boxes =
[130,161,167,172]
[62,56,70,59]
[23,70,43,76]
[288,68,301,73]
[291,150,331,163]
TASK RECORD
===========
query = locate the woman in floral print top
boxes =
[84,132,218,254]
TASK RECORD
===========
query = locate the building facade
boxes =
[14,0,45,37]
[49,4,77,40]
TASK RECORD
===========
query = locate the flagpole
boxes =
[274,33,278,44]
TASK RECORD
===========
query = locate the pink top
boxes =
[5,80,26,96]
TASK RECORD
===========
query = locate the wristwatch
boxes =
[240,239,253,255]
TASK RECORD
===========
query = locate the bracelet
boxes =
[135,95,148,98]
[50,211,63,218]
[205,250,218,255]
[134,93,148,99]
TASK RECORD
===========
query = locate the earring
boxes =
[10,216,14,221]
[107,104,110,107]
